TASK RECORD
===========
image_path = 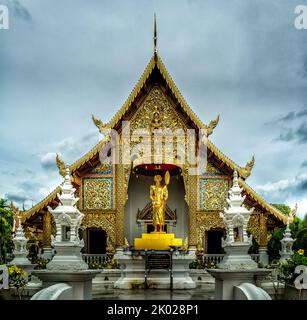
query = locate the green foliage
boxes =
[88,258,120,269]
[278,251,307,284]
[267,227,285,261]
[271,204,291,216]
[0,199,14,264]
[295,214,307,252]
[268,206,307,261]
[189,259,217,269]
[32,257,50,269]
[8,265,28,289]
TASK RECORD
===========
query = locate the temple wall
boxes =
[124,173,188,244]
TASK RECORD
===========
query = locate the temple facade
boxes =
[22,28,289,263]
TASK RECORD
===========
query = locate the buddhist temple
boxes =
[22,18,289,265]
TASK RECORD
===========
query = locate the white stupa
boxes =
[218,170,257,270]
[279,221,295,264]
[46,167,88,271]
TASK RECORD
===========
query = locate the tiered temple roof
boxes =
[24,41,288,225]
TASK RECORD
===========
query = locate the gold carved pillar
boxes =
[42,212,52,248]
[188,174,198,248]
[42,211,53,258]
[259,213,268,247]
[259,212,269,265]
[115,144,125,247]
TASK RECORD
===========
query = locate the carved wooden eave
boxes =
[24,186,61,220]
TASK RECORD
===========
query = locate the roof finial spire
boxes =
[153,13,157,56]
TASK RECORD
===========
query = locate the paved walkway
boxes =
[93,288,215,300]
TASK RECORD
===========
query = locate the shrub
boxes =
[88,258,120,270]
[8,265,27,289]
[279,250,307,284]
[189,259,217,269]
[32,257,50,269]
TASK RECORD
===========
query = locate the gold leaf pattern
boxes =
[199,178,229,211]
[82,178,113,210]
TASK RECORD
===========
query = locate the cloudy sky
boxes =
[0,0,307,218]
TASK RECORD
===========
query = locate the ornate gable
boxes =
[130,86,187,133]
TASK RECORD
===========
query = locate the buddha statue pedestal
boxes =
[114,247,196,290]
[134,232,182,250]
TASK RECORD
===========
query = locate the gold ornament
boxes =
[56,153,66,177]
[240,156,255,179]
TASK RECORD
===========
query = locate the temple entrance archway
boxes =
[124,170,188,244]
[86,228,107,254]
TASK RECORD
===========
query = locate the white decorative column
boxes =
[9,213,34,280]
[10,216,31,266]
[279,222,295,264]
[218,170,257,270]
[46,168,87,271]
[33,168,98,300]
[207,171,270,300]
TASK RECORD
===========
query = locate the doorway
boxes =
[86,228,107,254]
[207,230,224,254]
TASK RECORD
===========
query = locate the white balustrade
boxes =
[81,254,110,265]
[203,254,260,265]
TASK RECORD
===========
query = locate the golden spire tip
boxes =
[154,13,157,55]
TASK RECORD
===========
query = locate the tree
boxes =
[295,213,307,252]
[268,204,307,261]
[0,199,14,264]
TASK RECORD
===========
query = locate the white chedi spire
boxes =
[10,215,31,265]
[47,167,87,271]
[220,170,254,245]
[49,167,84,246]
[279,222,295,264]
[218,171,257,270]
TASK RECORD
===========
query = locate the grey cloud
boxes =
[277,122,307,144]
[277,128,295,142]
[278,111,296,122]
[5,192,27,204]
[7,0,32,21]
[275,105,307,123]
[40,152,57,171]
[1,171,16,176]
[297,179,307,192]
[302,56,307,79]
[296,123,307,143]
[301,161,307,168]
[19,180,43,191]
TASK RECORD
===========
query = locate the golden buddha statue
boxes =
[134,170,182,250]
[150,171,170,233]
